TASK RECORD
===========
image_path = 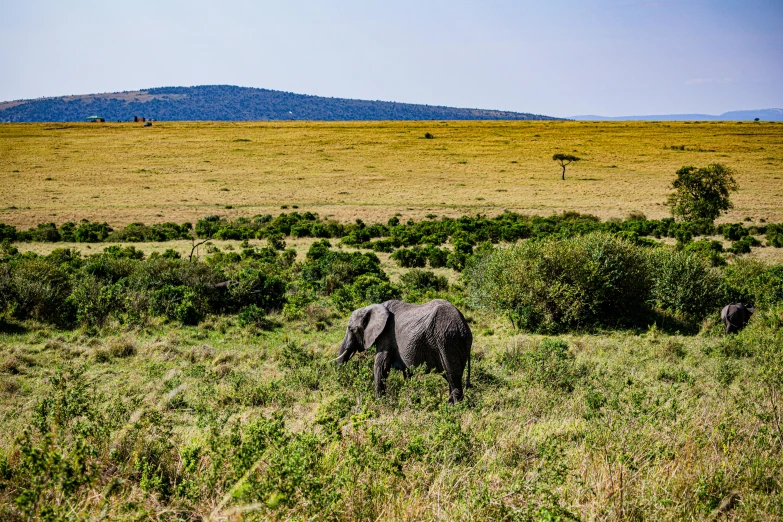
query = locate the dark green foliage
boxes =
[196,212,342,241]
[766,224,783,247]
[425,246,450,268]
[3,210,781,330]
[45,248,83,271]
[719,223,749,241]
[391,247,427,268]
[159,248,181,260]
[227,268,286,312]
[10,259,74,325]
[73,221,113,242]
[24,222,61,242]
[10,212,773,269]
[465,233,650,331]
[399,269,449,293]
[647,249,723,320]
[300,245,385,294]
[683,239,726,266]
[727,235,761,254]
[149,285,202,325]
[70,277,126,326]
[106,222,192,242]
[666,164,738,222]
[331,275,401,312]
[722,259,783,308]
[237,304,268,328]
[101,245,145,260]
[0,223,18,241]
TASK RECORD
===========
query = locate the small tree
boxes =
[552,153,580,180]
[666,163,738,223]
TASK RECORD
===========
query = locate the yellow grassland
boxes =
[1,120,782,228]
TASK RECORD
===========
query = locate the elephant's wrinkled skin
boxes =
[721,303,754,334]
[337,299,472,403]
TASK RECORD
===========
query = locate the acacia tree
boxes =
[552,153,580,180]
[666,163,738,222]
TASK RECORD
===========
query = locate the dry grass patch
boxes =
[2,121,782,227]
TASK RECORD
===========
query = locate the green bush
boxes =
[465,233,650,331]
[720,223,748,241]
[73,221,113,242]
[424,246,449,268]
[683,239,726,267]
[0,223,17,241]
[101,245,145,260]
[390,247,427,268]
[722,259,783,308]
[727,235,761,254]
[300,245,385,295]
[399,269,449,293]
[149,285,202,325]
[331,274,401,312]
[766,224,783,247]
[647,249,722,320]
[10,259,74,325]
[70,277,126,326]
[237,304,268,328]
[227,268,287,312]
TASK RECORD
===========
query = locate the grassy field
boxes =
[1,307,781,520]
[1,120,782,520]
[2,121,783,228]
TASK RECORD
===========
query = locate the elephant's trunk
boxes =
[336,336,350,365]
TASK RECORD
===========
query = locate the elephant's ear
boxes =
[361,304,390,349]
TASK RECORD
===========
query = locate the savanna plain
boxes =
[1,121,783,521]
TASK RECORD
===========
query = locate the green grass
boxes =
[1,307,781,520]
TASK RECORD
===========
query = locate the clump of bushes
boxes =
[4,212,779,263]
[465,233,650,332]
[400,269,449,293]
[647,248,724,320]
[683,239,726,267]
[465,232,764,331]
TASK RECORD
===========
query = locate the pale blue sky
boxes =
[1,0,781,117]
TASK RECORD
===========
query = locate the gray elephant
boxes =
[336,299,472,403]
[721,303,754,334]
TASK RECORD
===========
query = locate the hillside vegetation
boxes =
[0,85,558,123]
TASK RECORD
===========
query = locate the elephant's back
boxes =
[385,299,470,335]
[385,299,472,368]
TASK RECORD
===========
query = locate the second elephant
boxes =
[721,303,754,334]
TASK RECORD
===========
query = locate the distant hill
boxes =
[572,108,783,121]
[0,85,559,122]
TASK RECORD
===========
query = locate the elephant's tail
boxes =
[465,346,472,389]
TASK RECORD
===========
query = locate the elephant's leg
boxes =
[392,360,410,380]
[374,352,393,398]
[445,367,464,404]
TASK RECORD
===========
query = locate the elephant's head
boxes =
[336,304,389,364]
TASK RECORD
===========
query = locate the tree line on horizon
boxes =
[0,85,561,122]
